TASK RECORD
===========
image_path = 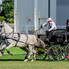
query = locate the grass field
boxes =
[0,47,69,69]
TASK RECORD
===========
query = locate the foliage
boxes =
[0,16,5,22]
[0,11,2,13]
[0,11,5,22]
[1,0,14,23]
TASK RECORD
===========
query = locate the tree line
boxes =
[0,0,14,23]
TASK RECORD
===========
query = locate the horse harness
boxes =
[15,33,20,47]
[14,33,28,47]
[0,23,36,47]
[7,32,29,47]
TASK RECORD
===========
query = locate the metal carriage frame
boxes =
[36,29,69,61]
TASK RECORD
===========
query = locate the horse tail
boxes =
[35,37,47,53]
[35,37,45,48]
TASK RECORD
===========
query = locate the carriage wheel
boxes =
[65,44,69,61]
[35,47,47,60]
[47,45,62,61]
[61,47,66,60]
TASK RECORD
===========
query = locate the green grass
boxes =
[4,47,26,53]
[0,57,69,69]
[0,47,69,69]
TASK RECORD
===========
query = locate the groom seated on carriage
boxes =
[41,18,57,42]
[63,19,69,43]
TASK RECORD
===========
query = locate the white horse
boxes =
[0,24,7,56]
[0,21,47,61]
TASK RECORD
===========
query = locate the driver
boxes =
[64,19,69,42]
[41,18,57,41]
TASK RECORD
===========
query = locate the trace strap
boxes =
[15,33,20,47]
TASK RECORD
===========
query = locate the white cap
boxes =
[47,18,52,21]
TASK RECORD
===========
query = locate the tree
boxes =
[1,0,14,23]
[0,11,5,22]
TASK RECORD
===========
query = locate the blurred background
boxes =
[0,0,69,33]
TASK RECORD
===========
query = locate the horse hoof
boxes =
[24,60,27,62]
[10,53,13,55]
[0,54,2,56]
[31,60,34,62]
[44,49,47,53]
[31,59,36,62]
[24,59,28,62]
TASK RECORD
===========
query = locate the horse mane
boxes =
[4,22,13,29]
[2,21,13,33]
[2,21,13,29]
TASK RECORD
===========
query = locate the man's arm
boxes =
[48,22,57,31]
[42,22,48,27]
[48,25,54,31]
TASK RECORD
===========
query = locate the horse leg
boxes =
[0,43,6,56]
[39,41,47,53]
[0,44,6,50]
[0,41,5,50]
[24,45,33,62]
[36,38,47,53]
[20,47,29,61]
[0,44,6,55]
[1,44,6,49]
[6,44,15,55]
[31,47,36,61]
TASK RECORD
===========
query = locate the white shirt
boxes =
[42,21,57,31]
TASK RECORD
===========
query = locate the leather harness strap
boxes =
[15,33,20,47]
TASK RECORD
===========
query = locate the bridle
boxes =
[34,27,46,35]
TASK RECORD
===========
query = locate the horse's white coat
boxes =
[0,21,46,61]
[4,23,37,47]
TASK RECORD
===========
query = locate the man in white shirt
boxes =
[42,18,57,41]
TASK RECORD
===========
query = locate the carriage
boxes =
[0,22,69,61]
[35,28,69,61]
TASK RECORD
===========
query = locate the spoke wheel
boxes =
[65,44,69,61]
[47,45,62,61]
[35,47,47,60]
[61,47,66,60]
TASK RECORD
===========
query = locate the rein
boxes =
[0,22,35,46]
[0,23,44,46]
[5,36,34,46]
[4,31,29,46]
[34,27,46,35]
[5,31,14,37]
[15,33,20,47]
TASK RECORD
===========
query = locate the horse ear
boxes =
[2,20,6,24]
[0,22,4,27]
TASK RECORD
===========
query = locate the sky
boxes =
[0,0,2,4]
